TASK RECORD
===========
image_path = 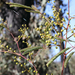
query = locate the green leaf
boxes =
[54,37,66,42]
[6,2,40,13]
[64,52,74,68]
[31,5,39,11]
[25,9,40,13]
[68,39,75,42]
[6,2,33,9]
[46,47,70,67]
[20,46,42,55]
[39,40,46,44]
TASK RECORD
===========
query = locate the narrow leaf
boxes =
[20,46,42,52]
[39,40,46,44]
[64,52,74,68]
[6,2,33,9]
[46,47,70,67]
[31,5,39,11]
[22,46,42,55]
[68,39,75,42]
[20,46,42,55]
[25,9,40,13]
[54,37,66,42]
[20,47,32,52]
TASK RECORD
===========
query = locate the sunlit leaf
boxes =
[68,39,75,42]
[39,40,46,44]
[46,47,70,67]
[54,37,66,42]
[31,5,39,11]
[20,46,42,55]
[25,9,40,13]
[64,52,74,68]
[6,2,33,9]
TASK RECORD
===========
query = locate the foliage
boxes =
[0,0,75,75]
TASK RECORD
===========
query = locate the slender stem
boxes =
[0,50,20,56]
[66,46,75,55]
[65,0,70,48]
[67,0,70,29]
[61,55,66,75]
[6,26,21,54]
[16,41,21,54]
[20,55,39,75]
[63,28,75,36]
[0,50,39,75]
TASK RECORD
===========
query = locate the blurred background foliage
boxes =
[0,0,75,75]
